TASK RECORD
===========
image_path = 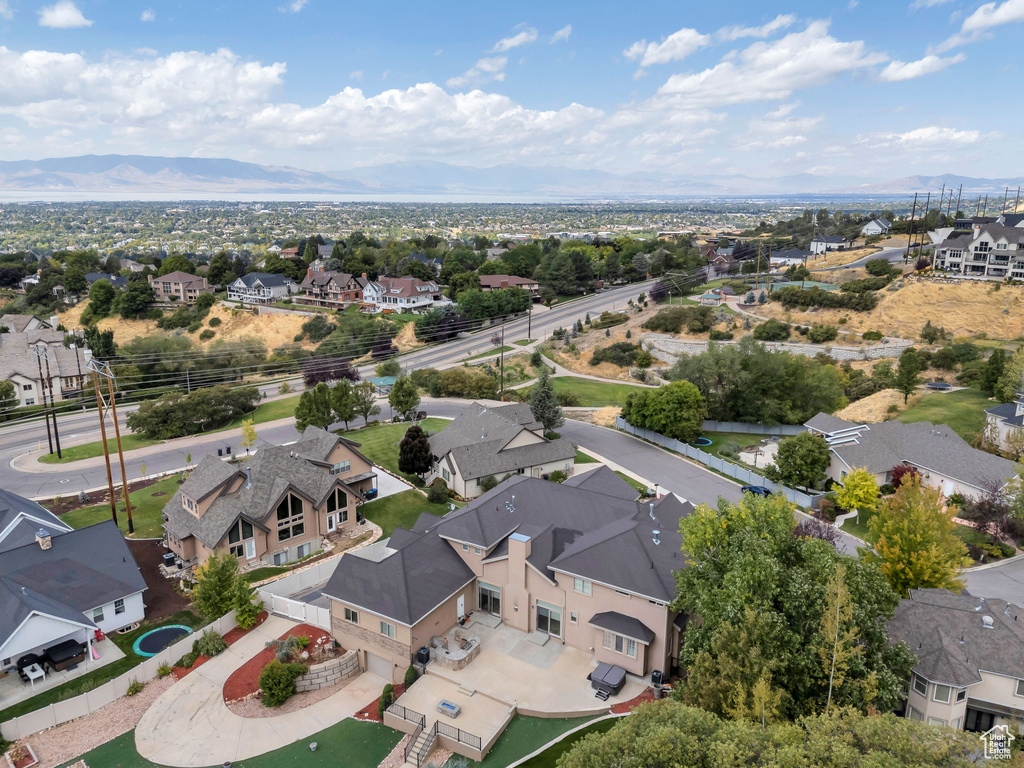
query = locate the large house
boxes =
[323,467,692,686]
[148,271,212,303]
[810,235,854,254]
[861,218,892,236]
[0,315,55,334]
[427,403,577,498]
[932,221,1024,280]
[226,272,298,305]
[477,275,540,298]
[805,413,1018,498]
[0,489,146,674]
[888,589,1024,732]
[769,247,812,268]
[0,332,91,407]
[363,276,449,314]
[298,268,367,310]
[985,392,1024,454]
[162,427,379,568]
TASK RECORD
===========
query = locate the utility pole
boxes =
[106,370,134,534]
[1003,186,1010,214]
[72,341,85,407]
[906,193,918,263]
[983,195,988,216]
[90,366,118,527]
[955,185,962,218]
[918,192,931,253]
[34,350,54,455]
[527,300,532,340]
[499,322,506,402]
[41,351,62,459]
[185,363,194,394]
[1015,187,1021,214]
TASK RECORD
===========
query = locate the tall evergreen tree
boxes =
[398,425,432,475]
[294,383,333,432]
[894,348,921,404]
[529,371,564,433]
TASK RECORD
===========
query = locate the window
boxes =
[25,399,34,405]
[462,543,469,551]
[114,598,125,615]
[1016,679,1024,697]
[442,468,450,482]
[93,607,104,623]
[573,577,592,596]
[570,612,578,624]
[228,519,255,557]
[913,675,928,697]
[330,460,351,476]
[326,488,349,521]
[474,547,481,555]
[380,621,396,639]
[927,717,946,727]
[952,717,963,730]
[907,706,923,721]
[21,384,32,391]
[603,631,637,658]
[933,684,951,703]
[276,494,304,541]
[956,688,967,703]
[344,608,359,624]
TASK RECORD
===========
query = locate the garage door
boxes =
[366,652,392,681]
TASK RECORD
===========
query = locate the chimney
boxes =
[246,466,252,489]
[307,267,312,281]
[362,272,368,280]
[35,528,52,550]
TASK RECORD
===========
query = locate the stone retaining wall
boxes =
[295,650,360,692]
[644,333,913,363]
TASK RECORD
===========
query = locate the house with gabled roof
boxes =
[985,391,1024,454]
[363,275,449,314]
[162,427,379,568]
[227,272,298,305]
[148,271,211,303]
[933,221,1024,280]
[810,235,854,254]
[298,267,367,309]
[861,218,892,236]
[427,403,576,498]
[323,467,694,688]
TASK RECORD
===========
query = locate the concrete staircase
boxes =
[404,724,438,767]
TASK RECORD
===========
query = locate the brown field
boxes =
[758,280,1024,340]
[393,322,423,352]
[835,388,919,424]
[805,246,881,269]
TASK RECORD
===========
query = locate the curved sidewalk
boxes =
[135,615,385,767]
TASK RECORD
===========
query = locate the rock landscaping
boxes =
[222,624,339,705]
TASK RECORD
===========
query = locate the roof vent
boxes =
[246,466,252,489]
[982,615,994,629]
[652,530,660,546]
[649,502,657,521]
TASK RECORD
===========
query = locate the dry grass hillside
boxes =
[804,246,881,269]
[835,389,917,424]
[759,280,1024,340]
[58,301,315,349]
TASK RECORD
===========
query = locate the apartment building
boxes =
[932,217,1024,280]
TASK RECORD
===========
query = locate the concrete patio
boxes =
[425,620,646,717]
[0,637,126,708]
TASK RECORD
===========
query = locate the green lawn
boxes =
[38,433,162,465]
[342,417,449,483]
[59,474,184,538]
[467,715,598,768]
[242,566,289,583]
[574,449,598,464]
[518,717,619,768]
[1,610,203,724]
[615,471,648,497]
[897,388,991,441]
[360,489,448,538]
[513,339,536,346]
[547,377,650,407]
[463,345,514,362]
[221,393,302,430]
[839,507,875,541]
[700,431,766,457]
[57,719,401,768]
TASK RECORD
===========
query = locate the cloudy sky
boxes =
[0,0,1021,179]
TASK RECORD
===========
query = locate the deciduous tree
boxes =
[833,468,878,524]
[352,381,381,426]
[240,418,257,455]
[763,431,831,490]
[294,383,333,433]
[331,380,356,430]
[894,348,921,404]
[389,376,420,420]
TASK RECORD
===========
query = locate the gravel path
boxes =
[27,675,175,768]
[225,674,357,719]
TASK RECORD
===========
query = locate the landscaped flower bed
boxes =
[610,687,659,714]
[222,623,334,703]
[354,683,406,723]
[171,612,269,680]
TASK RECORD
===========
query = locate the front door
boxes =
[327,514,336,533]
[536,602,562,638]
[244,540,256,560]
[457,595,465,618]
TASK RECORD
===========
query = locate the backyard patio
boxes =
[0,635,125,709]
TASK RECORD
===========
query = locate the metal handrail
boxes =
[403,722,422,765]
[436,720,483,751]
[386,703,426,728]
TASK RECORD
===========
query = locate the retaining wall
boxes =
[644,333,913,363]
[295,650,360,692]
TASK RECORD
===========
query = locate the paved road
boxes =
[965,557,1024,602]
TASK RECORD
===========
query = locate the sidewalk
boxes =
[134,615,386,767]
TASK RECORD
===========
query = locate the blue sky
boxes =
[0,0,1021,179]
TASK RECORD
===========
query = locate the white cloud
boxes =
[446,56,507,89]
[38,1,93,28]
[716,14,797,42]
[865,125,988,149]
[140,9,155,22]
[935,0,1024,50]
[433,49,442,56]
[765,101,800,119]
[550,24,572,43]
[657,21,886,107]
[491,27,537,53]
[0,1,13,21]
[909,0,954,10]
[879,52,964,80]
[349,70,363,81]
[279,0,308,14]
[624,27,710,69]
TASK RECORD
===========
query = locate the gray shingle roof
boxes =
[0,489,71,553]
[0,314,48,333]
[562,465,638,501]
[888,589,1024,687]
[0,580,96,645]
[589,611,655,644]
[805,412,862,435]
[986,401,1024,428]
[236,272,296,288]
[0,335,90,383]
[812,235,851,244]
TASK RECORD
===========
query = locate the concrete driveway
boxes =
[965,556,1024,601]
[135,615,385,767]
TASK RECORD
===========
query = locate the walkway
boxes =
[134,615,385,767]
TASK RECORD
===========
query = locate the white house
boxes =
[363,276,449,314]
[810,235,854,255]
[861,218,892,237]
[985,393,1024,454]
[932,222,1024,281]
[0,332,92,407]
[227,272,299,305]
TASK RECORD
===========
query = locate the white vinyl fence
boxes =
[701,420,805,436]
[616,417,824,509]
[1,610,240,742]
[253,555,343,632]
[260,595,331,630]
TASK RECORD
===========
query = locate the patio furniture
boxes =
[44,639,87,671]
[16,653,44,683]
[437,699,461,719]
[24,663,45,688]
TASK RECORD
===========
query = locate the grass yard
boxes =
[615,471,648,497]
[57,719,401,768]
[838,507,875,541]
[360,489,448,538]
[1,610,203,724]
[518,716,620,768]
[59,474,184,538]
[342,417,449,482]
[513,339,536,346]
[242,566,289,583]
[700,431,766,457]
[575,449,598,464]
[548,376,650,407]
[221,393,302,430]
[463,345,514,362]
[38,433,161,464]
[467,715,599,768]
[897,388,991,441]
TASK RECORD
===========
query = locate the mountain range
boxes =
[0,155,1022,200]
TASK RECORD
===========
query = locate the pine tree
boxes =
[192,553,239,620]
[398,425,432,475]
[529,371,564,433]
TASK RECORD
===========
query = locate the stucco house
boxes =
[985,393,1024,454]
[148,271,211,303]
[0,492,146,675]
[323,467,693,687]
[363,276,449,314]
[162,427,379,569]
[477,275,540,298]
[0,315,55,334]
[0,332,91,407]
[861,218,892,236]
[932,222,1024,280]
[226,272,298,305]
[805,413,1018,498]
[298,268,367,310]
[769,247,812,268]
[427,403,577,498]
[888,589,1024,732]
[810,235,854,254]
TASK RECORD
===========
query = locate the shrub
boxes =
[479,475,498,493]
[175,651,199,669]
[635,349,653,368]
[807,324,838,343]
[208,316,222,327]
[259,660,307,707]
[818,497,838,522]
[642,306,714,334]
[752,319,791,341]
[709,330,734,341]
[427,478,449,504]
[530,350,543,367]
[879,483,895,496]
[891,464,920,488]
[841,277,891,293]
[126,678,146,696]
[556,391,581,407]
[625,329,632,339]
[404,665,420,687]
[591,311,628,329]
[193,630,228,658]
[947,492,966,509]
[590,342,641,367]
[920,320,947,344]
[157,664,173,678]
[772,286,878,312]
[862,330,883,341]
[187,321,202,333]
[377,683,397,719]
[548,470,568,483]
[199,329,215,341]
[865,258,896,277]
[235,578,265,629]
[436,367,499,399]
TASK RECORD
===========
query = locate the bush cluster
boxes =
[259,660,307,707]
[772,286,878,312]
[751,319,790,341]
[642,306,715,334]
[590,342,641,367]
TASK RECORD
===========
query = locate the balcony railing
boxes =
[436,720,483,751]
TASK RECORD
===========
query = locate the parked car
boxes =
[741,485,773,497]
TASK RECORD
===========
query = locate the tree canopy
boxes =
[621,380,707,442]
[763,431,832,490]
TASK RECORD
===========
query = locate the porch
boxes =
[0,635,126,709]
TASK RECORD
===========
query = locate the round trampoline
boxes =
[691,437,712,447]
[133,625,194,657]
[925,382,953,391]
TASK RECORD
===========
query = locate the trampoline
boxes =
[133,625,194,657]
[925,382,953,391]
[691,437,712,447]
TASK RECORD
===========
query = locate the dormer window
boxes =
[182,495,197,514]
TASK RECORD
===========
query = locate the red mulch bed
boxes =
[172,654,211,680]
[223,611,268,645]
[611,687,660,714]
[222,623,332,702]
[355,683,406,722]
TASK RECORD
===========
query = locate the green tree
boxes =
[833,467,878,524]
[87,278,117,318]
[294,383,333,432]
[118,274,156,319]
[763,432,831,490]
[191,553,239,620]
[815,563,861,712]
[398,424,432,475]
[0,380,16,411]
[352,381,381,426]
[234,577,264,630]
[375,359,401,377]
[528,371,564,433]
[995,345,1024,403]
[206,251,237,286]
[158,253,194,276]
[863,478,971,597]
[63,265,88,296]
[894,348,921,404]
[388,376,420,420]
[621,380,707,442]
[331,380,356,430]
[980,348,1007,395]
[240,418,257,455]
